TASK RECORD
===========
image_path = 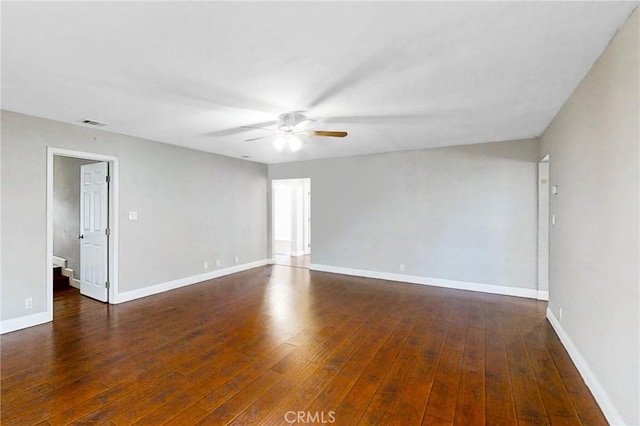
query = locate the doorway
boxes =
[537,154,550,301]
[272,178,311,269]
[53,156,100,293]
[46,148,119,320]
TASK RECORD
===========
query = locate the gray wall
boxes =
[53,156,97,279]
[1,111,268,320]
[269,138,539,290]
[540,8,639,424]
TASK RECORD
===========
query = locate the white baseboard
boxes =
[52,256,66,267]
[537,290,549,301]
[71,278,81,289]
[309,263,539,299]
[1,311,52,334]
[115,259,269,304]
[546,307,624,425]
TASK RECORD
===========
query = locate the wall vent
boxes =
[79,119,108,127]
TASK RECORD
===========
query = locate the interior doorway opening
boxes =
[272,178,311,269]
[53,156,100,293]
[47,148,119,321]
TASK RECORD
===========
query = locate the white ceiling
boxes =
[2,2,637,164]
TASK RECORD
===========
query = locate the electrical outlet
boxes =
[559,308,563,320]
[203,261,209,270]
[216,259,221,267]
[234,256,239,264]
[400,264,405,272]
[25,298,33,309]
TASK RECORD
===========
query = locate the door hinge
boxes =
[105,281,110,289]
[105,228,111,236]
[106,175,111,183]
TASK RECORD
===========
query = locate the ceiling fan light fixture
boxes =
[287,134,302,152]
[273,136,286,151]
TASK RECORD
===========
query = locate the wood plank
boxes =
[74,372,188,424]
[453,303,485,426]
[195,370,283,425]
[523,325,581,423]
[541,326,608,425]
[46,363,172,425]
[390,301,453,425]
[483,304,518,424]
[246,306,397,425]
[359,352,417,425]
[163,405,209,425]
[332,316,416,424]
[0,371,110,424]
[293,314,401,423]
[225,373,298,426]
[193,344,307,413]
[422,302,469,423]
[502,310,549,424]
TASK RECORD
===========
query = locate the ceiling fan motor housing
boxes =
[278,111,307,131]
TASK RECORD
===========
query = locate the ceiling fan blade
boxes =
[157,78,284,115]
[313,131,348,137]
[202,120,278,137]
[240,125,276,131]
[244,135,271,142]
[322,112,469,124]
[305,49,394,109]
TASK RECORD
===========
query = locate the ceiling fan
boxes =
[241,111,347,152]
[203,108,466,153]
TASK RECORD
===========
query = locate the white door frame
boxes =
[537,154,550,301]
[303,179,311,256]
[47,147,119,318]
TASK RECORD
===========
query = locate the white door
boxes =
[80,162,109,302]
[303,179,311,255]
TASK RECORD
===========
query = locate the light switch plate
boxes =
[129,211,138,221]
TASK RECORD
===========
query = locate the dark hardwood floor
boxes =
[1,265,605,425]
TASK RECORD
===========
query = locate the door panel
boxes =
[80,162,109,302]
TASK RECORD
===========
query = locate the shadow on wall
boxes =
[428,138,541,162]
